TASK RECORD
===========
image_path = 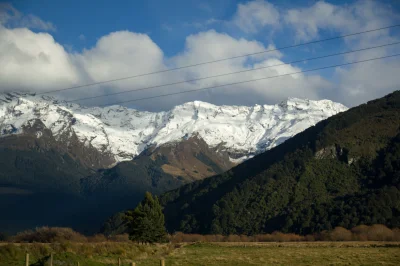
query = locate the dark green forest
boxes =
[156,91,400,235]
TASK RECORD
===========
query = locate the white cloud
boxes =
[232,0,280,33]
[0,25,80,92]
[0,1,399,111]
[77,31,165,81]
[69,31,170,104]
[0,23,329,110]
[280,0,400,107]
[0,3,56,31]
[171,30,282,67]
[117,30,325,109]
[284,0,395,42]
[332,55,400,107]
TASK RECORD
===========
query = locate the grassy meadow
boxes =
[1,241,400,266]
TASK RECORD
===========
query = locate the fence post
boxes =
[25,253,29,266]
[77,262,80,266]
[131,262,136,266]
[118,257,121,266]
[50,253,53,266]
[160,258,165,266]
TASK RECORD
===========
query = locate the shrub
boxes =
[169,232,184,243]
[392,228,400,241]
[203,234,225,242]
[314,230,331,241]
[109,234,130,242]
[88,234,107,243]
[11,227,87,243]
[367,224,394,241]
[330,227,353,241]
[253,234,274,242]
[351,225,369,241]
[182,234,205,242]
[169,232,205,243]
[304,234,316,241]
[225,234,241,242]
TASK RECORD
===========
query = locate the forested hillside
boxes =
[1,93,342,234]
[158,91,400,235]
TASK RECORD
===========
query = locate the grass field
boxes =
[1,242,400,265]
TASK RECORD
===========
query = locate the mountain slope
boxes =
[158,91,400,235]
[0,92,347,233]
[0,133,233,234]
[0,92,347,165]
[78,135,235,229]
[0,122,93,233]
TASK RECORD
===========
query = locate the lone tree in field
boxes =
[127,192,167,243]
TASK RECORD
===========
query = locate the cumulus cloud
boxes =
[76,31,165,82]
[0,22,329,110]
[0,1,399,111]
[333,58,400,106]
[163,30,326,107]
[284,0,397,42]
[232,0,280,33]
[282,0,400,106]
[0,25,80,92]
[0,3,56,31]
[284,1,356,42]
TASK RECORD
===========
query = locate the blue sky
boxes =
[11,0,397,55]
[1,0,400,110]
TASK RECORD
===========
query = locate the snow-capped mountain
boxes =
[0,92,348,166]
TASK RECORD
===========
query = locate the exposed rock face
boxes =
[315,145,338,159]
[315,144,358,165]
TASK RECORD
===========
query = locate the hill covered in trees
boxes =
[157,91,400,235]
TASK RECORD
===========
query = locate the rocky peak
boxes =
[0,93,348,168]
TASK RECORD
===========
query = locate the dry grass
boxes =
[2,225,400,265]
[1,241,399,265]
[0,242,173,266]
[161,164,188,178]
[169,224,400,243]
[162,242,400,266]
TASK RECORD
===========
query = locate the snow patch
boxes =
[0,92,348,163]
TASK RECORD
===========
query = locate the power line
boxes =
[97,53,400,107]
[37,24,400,96]
[69,41,400,103]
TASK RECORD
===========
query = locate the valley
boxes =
[0,92,346,233]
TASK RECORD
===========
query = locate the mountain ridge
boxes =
[0,91,348,234]
[0,92,347,167]
[152,90,400,235]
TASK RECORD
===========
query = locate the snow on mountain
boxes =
[0,92,348,164]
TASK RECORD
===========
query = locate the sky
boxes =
[1,0,400,111]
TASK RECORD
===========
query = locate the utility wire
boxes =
[37,24,400,95]
[69,41,400,103]
[96,53,400,107]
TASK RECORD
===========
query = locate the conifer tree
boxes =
[127,192,167,243]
